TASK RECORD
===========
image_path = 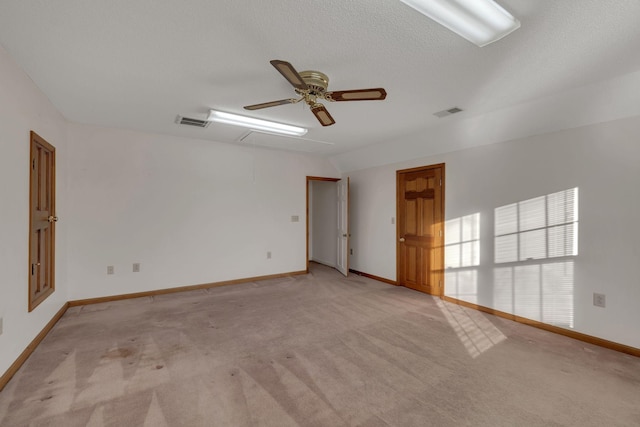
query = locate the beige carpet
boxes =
[1,263,639,426]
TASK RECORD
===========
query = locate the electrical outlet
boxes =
[291,215,299,223]
[133,263,140,272]
[593,293,606,308]
[350,248,353,255]
[267,251,272,259]
[391,217,395,224]
[107,265,114,275]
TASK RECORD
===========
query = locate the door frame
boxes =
[396,163,445,296]
[306,176,340,273]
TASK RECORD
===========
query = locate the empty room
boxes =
[1,1,639,426]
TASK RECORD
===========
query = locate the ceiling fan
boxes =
[244,60,387,127]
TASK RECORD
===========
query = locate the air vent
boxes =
[175,115,210,128]
[433,107,463,118]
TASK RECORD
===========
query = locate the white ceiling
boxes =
[1,0,640,157]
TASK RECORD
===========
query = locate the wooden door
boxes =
[336,178,350,276]
[397,164,444,295]
[29,131,57,311]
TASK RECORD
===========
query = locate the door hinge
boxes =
[439,229,442,237]
[439,178,442,186]
[32,159,36,170]
[31,264,35,275]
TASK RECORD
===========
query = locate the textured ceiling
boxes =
[1,0,640,156]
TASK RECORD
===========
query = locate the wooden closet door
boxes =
[397,165,444,295]
[29,131,56,311]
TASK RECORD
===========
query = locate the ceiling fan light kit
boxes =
[244,60,387,127]
[399,0,520,47]
[207,109,307,137]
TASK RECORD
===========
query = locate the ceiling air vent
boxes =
[433,107,463,118]
[175,115,210,128]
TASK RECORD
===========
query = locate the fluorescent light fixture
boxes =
[207,110,307,136]
[400,0,520,47]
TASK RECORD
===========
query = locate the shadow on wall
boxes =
[445,188,579,335]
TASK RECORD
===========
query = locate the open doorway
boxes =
[306,176,349,276]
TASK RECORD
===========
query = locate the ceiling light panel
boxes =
[400,0,520,47]
[207,110,307,137]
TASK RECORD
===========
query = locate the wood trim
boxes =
[396,163,446,175]
[68,270,307,307]
[307,176,340,182]
[442,296,640,358]
[349,269,397,286]
[306,176,341,272]
[0,302,69,392]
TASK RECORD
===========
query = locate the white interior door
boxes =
[336,177,350,276]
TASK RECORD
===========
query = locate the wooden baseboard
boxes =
[0,302,69,392]
[68,270,308,307]
[442,296,640,358]
[349,269,397,286]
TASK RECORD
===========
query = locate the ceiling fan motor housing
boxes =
[299,71,329,94]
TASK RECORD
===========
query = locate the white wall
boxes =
[0,45,69,375]
[331,69,640,173]
[347,114,640,349]
[65,124,339,300]
[309,181,338,267]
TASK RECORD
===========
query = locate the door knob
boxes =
[48,216,58,223]
[399,237,405,242]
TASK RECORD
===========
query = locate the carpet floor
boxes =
[1,263,639,426]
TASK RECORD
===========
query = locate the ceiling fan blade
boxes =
[326,88,387,102]
[311,104,335,127]
[244,99,297,110]
[270,60,309,90]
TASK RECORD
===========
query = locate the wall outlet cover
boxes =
[593,293,606,308]
[107,265,114,275]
